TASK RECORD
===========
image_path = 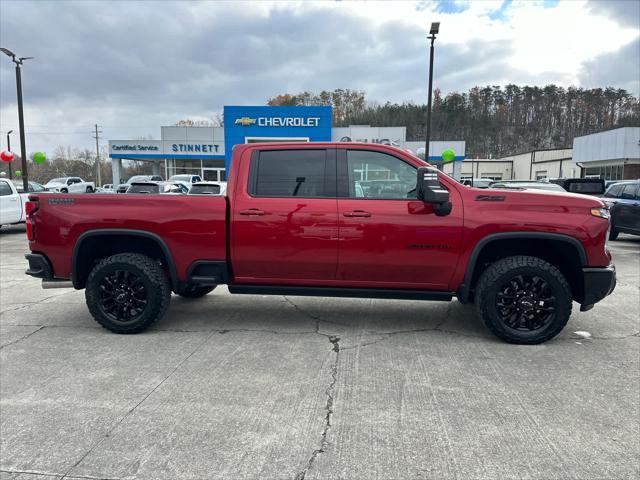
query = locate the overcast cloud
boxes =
[0,0,638,154]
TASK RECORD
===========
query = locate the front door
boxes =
[336,148,463,290]
[231,147,339,283]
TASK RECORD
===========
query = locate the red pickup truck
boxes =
[24,143,616,344]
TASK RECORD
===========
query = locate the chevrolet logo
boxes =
[234,117,256,126]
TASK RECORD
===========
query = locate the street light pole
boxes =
[6,130,13,179]
[425,22,439,168]
[1,48,33,191]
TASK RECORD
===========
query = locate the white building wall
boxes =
[573,127,640,163]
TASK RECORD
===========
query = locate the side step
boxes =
[228,285,453,302]
[42,279,74,289]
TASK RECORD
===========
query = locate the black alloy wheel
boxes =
[495,274,556,332]
[98,270,148,324]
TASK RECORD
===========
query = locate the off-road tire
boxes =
[176,284,216,298]
[86,253,171,333]
[476,255,572,344]
[609,228,619,241]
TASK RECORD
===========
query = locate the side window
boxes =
[605,184,623,198]
[346,150,417,199]
[0,181,12,196]
[621,184,638,200]
[251,149,327,197]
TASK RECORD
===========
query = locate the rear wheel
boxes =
[176,284,215,298]
[86,186,94,193]
[60,188,68,193]
[86,253,171,333]
[476,256,572,344]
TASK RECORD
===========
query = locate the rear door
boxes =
[335,148,463,290]
[231,147,339,283]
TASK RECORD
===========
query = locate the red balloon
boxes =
[1,151,14,163]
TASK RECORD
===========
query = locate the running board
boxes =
[228,285,453,301]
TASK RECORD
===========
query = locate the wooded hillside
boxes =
[268,86,639,158]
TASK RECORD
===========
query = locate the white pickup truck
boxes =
[0,178,24,225]
[45,176,95,193]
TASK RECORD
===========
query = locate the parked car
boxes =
[116,175,163,193]
[168,174,202,185]
[489,181,566,192]
[45,177,95,193]
[0,178,24,226]
[462,178,496,188]
[24,142,615,344]
[96,184,115,193]
[601,180,640,240]
[188,181,227,196]
[125,181,188,194]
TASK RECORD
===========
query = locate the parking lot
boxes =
[0,224,638,480]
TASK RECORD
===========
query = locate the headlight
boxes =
[591,207,610,220]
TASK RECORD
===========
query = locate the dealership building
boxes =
[108,106,466,185]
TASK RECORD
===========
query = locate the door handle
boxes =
[343,210,371,218]
[239,208,265,216]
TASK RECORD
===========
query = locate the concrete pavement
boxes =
[1,224,638,479]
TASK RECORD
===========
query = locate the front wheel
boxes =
[176,284,215,298]
[60,188,68,193]
[86,253,171,333]
[475,256,572,344]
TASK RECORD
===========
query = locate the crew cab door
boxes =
[231,147,339,283]
[336,148,463,290]
[0,180,22,225]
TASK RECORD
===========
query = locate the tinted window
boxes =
[252,150,327,197]
[0,182,12,196]
[346,150,416,199]
[621,184,638,200]
[190,184,221,195]
[127,184,159,194]
[605,184,624,198]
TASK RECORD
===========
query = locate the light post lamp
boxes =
[425,22,439,169]
[1,48,33,191]
[6,130,13,179]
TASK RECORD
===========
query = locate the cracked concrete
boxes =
[1,225,639,479]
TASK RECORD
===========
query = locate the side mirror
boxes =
[416,167,452,216]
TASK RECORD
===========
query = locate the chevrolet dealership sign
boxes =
[234,116,321,127]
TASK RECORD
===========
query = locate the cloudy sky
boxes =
[1,0,638,154]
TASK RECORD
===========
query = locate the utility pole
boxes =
[92,124,102,186]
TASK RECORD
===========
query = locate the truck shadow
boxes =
[157,290,492,341]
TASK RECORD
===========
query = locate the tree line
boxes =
[267,86,639,158]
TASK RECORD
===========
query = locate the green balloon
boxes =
[14,170,21,177]
[32,152,46,164]
[441,148,455,163]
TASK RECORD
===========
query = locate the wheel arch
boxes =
[72,229,178,291]
[458,232,587,304]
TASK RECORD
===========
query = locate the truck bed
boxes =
[28,193,227,282]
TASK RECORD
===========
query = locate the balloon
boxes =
[14,170,21,177]
[1,150,14,163]
[441,148,455,163]
[32,151,46,164]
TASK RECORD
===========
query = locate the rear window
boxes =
[250,149,328,197]
[190,184,221,195]
[127,184,159,194]
[567,181,604,194]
